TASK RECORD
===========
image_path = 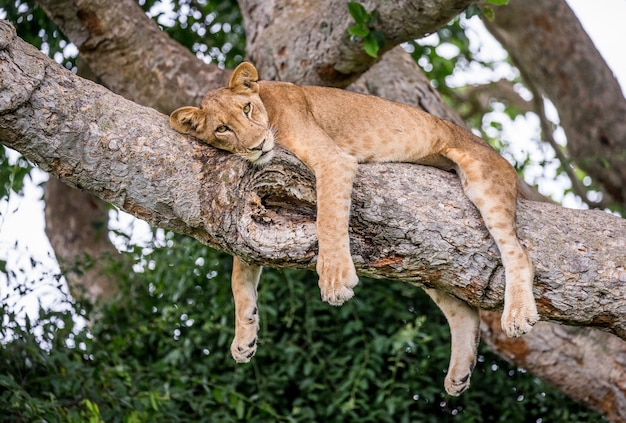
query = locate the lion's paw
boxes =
[501,298,539,338]
[230,306,259,363]
[321,284,355,306]
[231,335,258,363]
[444,371,472,397]
[318,264,359,306]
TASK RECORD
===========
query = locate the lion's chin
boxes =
[250,148,275,166]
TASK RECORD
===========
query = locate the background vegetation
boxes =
[0,235,599,421]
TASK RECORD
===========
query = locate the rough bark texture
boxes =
[2,20,626,337]
[36,0,229,114]
[239,0,472,86]
[42,60,125,304]
[485,0,626,207]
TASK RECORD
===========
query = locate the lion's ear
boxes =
[229,62,259,94]
[170,106,203,135]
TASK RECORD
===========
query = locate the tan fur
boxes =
[170,62,539,395]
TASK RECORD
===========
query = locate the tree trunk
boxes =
[484,0,626,208]
[43,176,119,303]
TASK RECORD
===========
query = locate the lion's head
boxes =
[170,62,275,165]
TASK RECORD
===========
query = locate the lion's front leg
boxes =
[313,156,360,306]
[230,256,262,362]
[424,288,480,396]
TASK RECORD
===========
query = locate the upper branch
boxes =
[35,0,229,114]
[2,20,626,340]
[239,0,472,86]
[484,0,626,207]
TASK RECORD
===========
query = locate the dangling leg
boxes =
[310,148,360,306]
[424,288,480,396]
[230,256,262,362]
[445,146,539,337]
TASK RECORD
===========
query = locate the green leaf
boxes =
[236,398,245,420]
[363,35,380,58]
[347,2,369,24]
[212,388,224,403]
[465,5,482,19]
[348,24,369,38]
[482,5,495,21]
[367,10,380,27]
[148,391,159,412]
[486,0,509,4]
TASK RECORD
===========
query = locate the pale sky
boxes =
[0,1,625,317]
[567,0,626,93]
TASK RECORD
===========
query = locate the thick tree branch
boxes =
[239,0,472,86]
[35,0,229,114]
[484,0,626,207]
[2,21,626,343]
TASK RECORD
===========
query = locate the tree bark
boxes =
[2,19,626,338]
[481,311,626,422]
[35,0,229,114]
[239,0,473,86]
[44,176,120,303]
[42,59,128,304]
[484,0,626,208]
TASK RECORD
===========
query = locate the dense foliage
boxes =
[0,234,601,421]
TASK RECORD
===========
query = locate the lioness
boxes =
[170,62,539,395]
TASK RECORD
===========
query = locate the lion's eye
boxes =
[243,103,251,115]
[215,125,229,133]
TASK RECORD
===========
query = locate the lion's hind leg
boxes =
[230,257,262,362]
[424,288,479,396]
[444,146,539,337]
